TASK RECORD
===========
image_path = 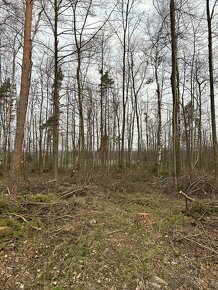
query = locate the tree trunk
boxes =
[170,0,180,189]
[53,0,59,180]
[10,0,33,193]
[206,0,218,180]
[155,58,162,177]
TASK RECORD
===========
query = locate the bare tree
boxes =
[206,0,218,181]
[10,0,33,193]
[170,0,180,188]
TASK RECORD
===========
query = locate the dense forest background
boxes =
[0,0,217,191]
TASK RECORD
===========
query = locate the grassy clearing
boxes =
[0,187,217,290]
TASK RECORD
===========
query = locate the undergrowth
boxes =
[0,180,217,290]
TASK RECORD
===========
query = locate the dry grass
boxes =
[0,174,217,289]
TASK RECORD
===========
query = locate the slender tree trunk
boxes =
[65,90,70,169]
[38,69,45,173]
[121,0,131,172]
[130,53,140,167]
[121,39,127,171]
[53,0,59,180]
[196,77,204,170]
[155,59,162,177]
[206,0,218,180]
[170,0,180,189]
[100,69,105,168]
[10,0,33,193]
[76,53,85,159]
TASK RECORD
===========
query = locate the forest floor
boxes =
[0,172,217,290]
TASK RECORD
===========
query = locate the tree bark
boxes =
[206,0,218,180]
[53,0,59,180]
[170,0,180,189]
[10,0,33,193]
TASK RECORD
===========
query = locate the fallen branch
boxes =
[186,174,208,193]
[179,191,196,209]
[59,185,99,198]
[59,188,86,198]
[20,201,61,206]
[179,191,195,202]
[7,213,41,231]
[179,233,218,256]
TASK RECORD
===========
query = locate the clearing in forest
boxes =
[0,175,217,290]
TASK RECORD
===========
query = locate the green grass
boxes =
[28,193,59,203]
[192,200,218,215]
[0,194,22,214]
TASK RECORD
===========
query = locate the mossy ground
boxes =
[0,179,217,290]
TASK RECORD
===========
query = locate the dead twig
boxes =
[179,191,196,202]
[47,178,57,183]
[48,224,75,236]
[7,213,41,231]
[179,233,218,256]
[59,185,98,198]
[53,215,74,220]
[20,201,61,206]
[186,174,217,195]
[186,175,205,193]
[179,191,196,209]
[59,188,86,198]
[6,187,11,195]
